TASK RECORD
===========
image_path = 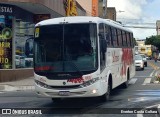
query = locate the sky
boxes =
[107,0,160,39]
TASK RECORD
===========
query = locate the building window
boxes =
[15,20,34,68]
[0,15,13,69]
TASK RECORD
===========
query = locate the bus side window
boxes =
[122,31,127,47]
[105,25,112,47]
[111,27,118,47]
[117,29,122,47]
[99,23,105,39]
[126,33,130,46]
[128,33,132,46]
[130,33,135,47]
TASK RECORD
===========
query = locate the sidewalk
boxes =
[0,77,35,92]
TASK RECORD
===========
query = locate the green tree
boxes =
[145,35,160,51]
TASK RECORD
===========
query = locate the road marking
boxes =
[137,114,143,117]
[129,78,137,84]
[142,78,151,85]
[150,70,155,77]
[148,62,159,70]
[134,76,153,78]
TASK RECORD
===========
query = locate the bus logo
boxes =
[35,28,40,38]
[63,82,66,85]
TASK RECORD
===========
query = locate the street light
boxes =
[102,0,107,18]
[116,10,125,22]
[117,10,125,13]
[111,10,125,21]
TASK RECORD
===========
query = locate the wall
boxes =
[0,69,34,82]
[76,0,92,16]
[1,0,86,17]
[107,7,116,21]
[0,0,65,16]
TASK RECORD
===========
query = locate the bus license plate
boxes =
[58,91,70,96]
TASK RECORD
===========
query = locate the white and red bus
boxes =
[34,16,135,102]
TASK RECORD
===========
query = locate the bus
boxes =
[34,16,135,102]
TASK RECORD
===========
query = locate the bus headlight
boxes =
[35,80,51,89]
[80,77,99,88]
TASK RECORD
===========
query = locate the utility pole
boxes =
[102,0,107,18]
[98,0,108,18]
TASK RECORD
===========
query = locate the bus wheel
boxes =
[100,80,111,102]
[52,98,62,103]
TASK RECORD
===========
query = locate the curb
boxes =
[0,85,35,92]
[150,68,160,84]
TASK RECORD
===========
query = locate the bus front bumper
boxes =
[35,80,107,98]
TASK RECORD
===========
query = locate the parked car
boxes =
[15,55,25,68]
[15,55,20,68]
[140,54,147,67]
[25,55,33,67]
[157,53,160,61]
[135,55,144,70]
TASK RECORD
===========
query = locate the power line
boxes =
[123,25,156,29]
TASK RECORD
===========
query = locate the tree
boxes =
[145,35,160,51]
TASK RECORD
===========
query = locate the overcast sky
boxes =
[108,0,160,39]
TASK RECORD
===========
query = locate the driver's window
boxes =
[105,25,112,46]
[99,23,106,70]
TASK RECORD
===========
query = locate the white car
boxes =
[135,55,144,70]
[15,55,25,68]
[139,54,147,67]
[25,57,33,67]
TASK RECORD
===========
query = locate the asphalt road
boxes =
[1,60,160,117]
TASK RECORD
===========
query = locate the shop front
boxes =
[0,0,86,82]
[0,3,49,82]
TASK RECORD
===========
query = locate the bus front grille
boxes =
[49,85,81,90]
[45,91,87,97]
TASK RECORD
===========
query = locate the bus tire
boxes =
[122,70,130,88]
[100,78,112,102]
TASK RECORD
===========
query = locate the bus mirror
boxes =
[25,38,34,57]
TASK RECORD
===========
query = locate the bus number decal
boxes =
[67,77,84,83]
[35,28,40,38]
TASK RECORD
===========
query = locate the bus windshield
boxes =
[34,23,98,75]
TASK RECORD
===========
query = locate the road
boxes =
[1,60,160,117]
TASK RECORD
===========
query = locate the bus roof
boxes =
[36,16,133,33]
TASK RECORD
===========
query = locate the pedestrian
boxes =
[155,54,157,62]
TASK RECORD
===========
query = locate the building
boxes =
[98,0,107,18]
[98,0,116,21]
[136,40,145,46]
[106,7,116,21]
[156,20,160,35]
[0,0,86,82]
[135,40,157,57]
[76,0,92,16]
[77,0,117,21]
